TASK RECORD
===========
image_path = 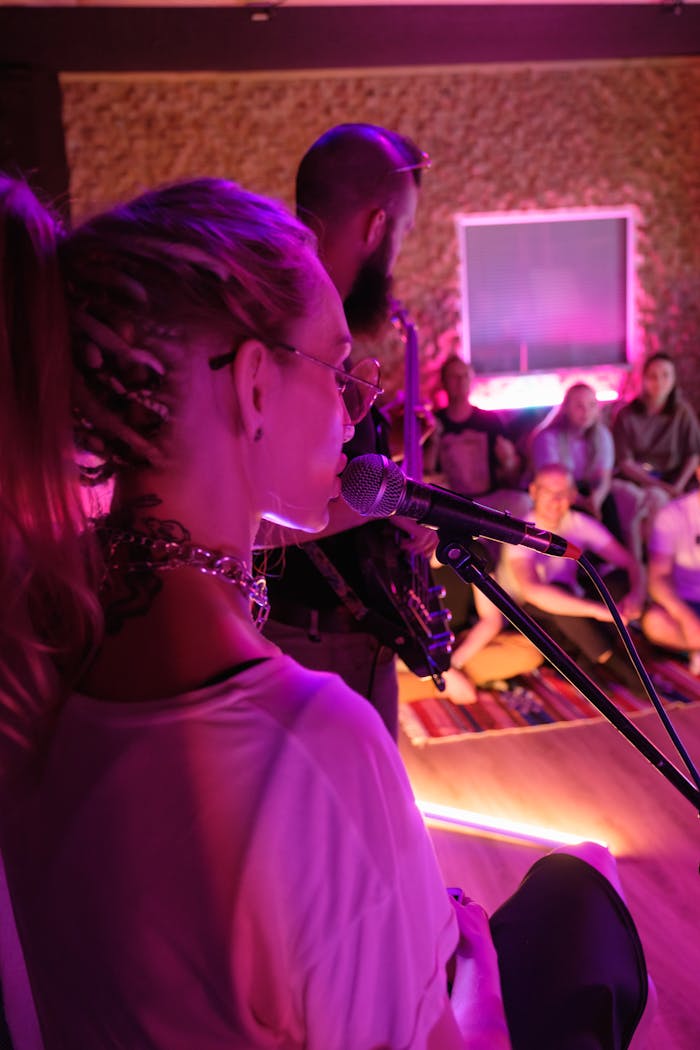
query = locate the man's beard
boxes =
[343,240,394,337]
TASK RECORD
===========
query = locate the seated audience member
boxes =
[424,355,529,514]
[642,463,700,675]
[527,382,644,554]
[499,464,647,694]
[442,588,543,705]
[613,352,700,553]
[529,384,614,517]
[422,354,529,649]
[0,176,651,1050]
[441,588,504,704]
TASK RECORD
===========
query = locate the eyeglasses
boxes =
[277,343,383,424]
[392,151,432,177]
[209,344,383,425]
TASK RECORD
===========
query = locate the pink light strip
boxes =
[416,799,609,849]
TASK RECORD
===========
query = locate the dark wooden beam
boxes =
[0,66,70,214]
[1,5,699,73]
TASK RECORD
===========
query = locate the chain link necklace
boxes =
[95,523,270,628]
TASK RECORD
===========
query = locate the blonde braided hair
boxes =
[61,178,318,481]
[0,176,318,756]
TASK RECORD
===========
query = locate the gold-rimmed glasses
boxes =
[392,151,432,178]
[209,344,383,425]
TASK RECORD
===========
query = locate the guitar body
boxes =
[302,302,453,688]
[355,520,453,682]
[359,301,453,686]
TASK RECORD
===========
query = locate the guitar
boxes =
[353,302,453,687]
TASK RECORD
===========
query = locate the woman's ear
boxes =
[231,338,268,443]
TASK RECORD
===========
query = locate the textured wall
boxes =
[61,58,700,403]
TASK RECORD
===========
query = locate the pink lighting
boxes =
[416,798,609,849]
[456,205,639,412]
[468,365,628,412]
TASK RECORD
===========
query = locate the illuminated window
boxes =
[456,208,636,409]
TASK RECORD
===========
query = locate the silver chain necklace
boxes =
[96,525,270,628]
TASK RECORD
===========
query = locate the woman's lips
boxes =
[331,454,348,499]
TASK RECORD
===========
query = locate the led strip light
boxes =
[416,799,608,849]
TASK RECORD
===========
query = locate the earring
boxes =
[254,425,263,443]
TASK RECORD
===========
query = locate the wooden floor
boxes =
[398,672,700,1050]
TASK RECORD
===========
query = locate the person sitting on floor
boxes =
[526,382,645,557]
[442,587,543,706]
[424,355,528,515]
[642,462,700,676]
[528,383,614,517]
[613,352,700,558]
[498,464,647,695]
[422,354,530,627]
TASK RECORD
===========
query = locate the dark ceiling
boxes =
[1,4,699,72]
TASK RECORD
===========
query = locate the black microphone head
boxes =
[341,453,406,516]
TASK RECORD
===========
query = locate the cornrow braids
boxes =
[60,178,318,481]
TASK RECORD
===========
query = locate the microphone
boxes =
[341,454,580,559]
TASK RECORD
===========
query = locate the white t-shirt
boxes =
[5,656,456,1050]
[498,509,613,602]
[531,426,614,485]
[648,491,700,603]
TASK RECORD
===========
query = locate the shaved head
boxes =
[295,123,428,334]
[295,123,427,232]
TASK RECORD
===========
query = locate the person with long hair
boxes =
[527,381,650,556]
[613,353,700,552]
[0,175,650,1050]
[0,179,102,772]
[529,383,616,520]
[0,173,495,1049]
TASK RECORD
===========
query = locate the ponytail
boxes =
[0,177,101,757]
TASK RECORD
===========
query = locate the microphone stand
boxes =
[435,531,700,814]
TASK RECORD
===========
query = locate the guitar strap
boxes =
[298,305,451,682]
[303,541,410,652]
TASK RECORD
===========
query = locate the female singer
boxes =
[0,175,648,1049]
